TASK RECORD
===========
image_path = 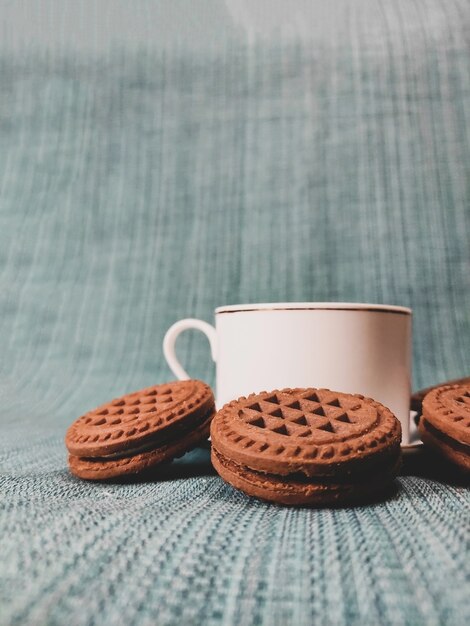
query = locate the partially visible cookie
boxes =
[419,383,470,474]
[210,387,402,506]
[66,380,215,480]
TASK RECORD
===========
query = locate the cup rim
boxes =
[215,302,412,315]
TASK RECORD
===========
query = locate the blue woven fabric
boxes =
[1,1,469,624]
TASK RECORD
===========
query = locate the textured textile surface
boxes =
[1,1,469,625]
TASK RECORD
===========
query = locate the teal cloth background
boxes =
[0,1,469,624]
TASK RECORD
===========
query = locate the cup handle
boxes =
[163,318,217,380]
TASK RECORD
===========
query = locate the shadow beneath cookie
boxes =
[208,479,400,510]
[152,446,216,480]
[401,449,469,486]
[352,481,401,508]
[299,482,400,510]
[106,446,215,484]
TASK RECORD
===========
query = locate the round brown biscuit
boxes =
[211,448,400,506]
[419,385,470,475]
[411,376,470,415]
[421,383,470,446]
[210,387,401,479]
[66,379,215,457]
[69,410,213,480]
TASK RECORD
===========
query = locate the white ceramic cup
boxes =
[163,302,412,443]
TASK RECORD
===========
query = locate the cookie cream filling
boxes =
[211,446,401,485]
[84,406,214,461]
[92,438,173,460]
[422,419,470,454]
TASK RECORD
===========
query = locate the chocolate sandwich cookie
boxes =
[66,380,215,480]
[211,387,402,506]
[419,383,470,474]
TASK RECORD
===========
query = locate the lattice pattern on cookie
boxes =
[211,387,401,469]
[238,388,370,442]
[66,380,214,455]
[426,384,470,433]
[454,390,470,411]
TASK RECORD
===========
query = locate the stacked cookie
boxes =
[419,382,470,474]
[210,387,402,505]
[66,380,215,480]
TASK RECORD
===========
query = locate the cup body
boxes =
[214,303,412,442]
